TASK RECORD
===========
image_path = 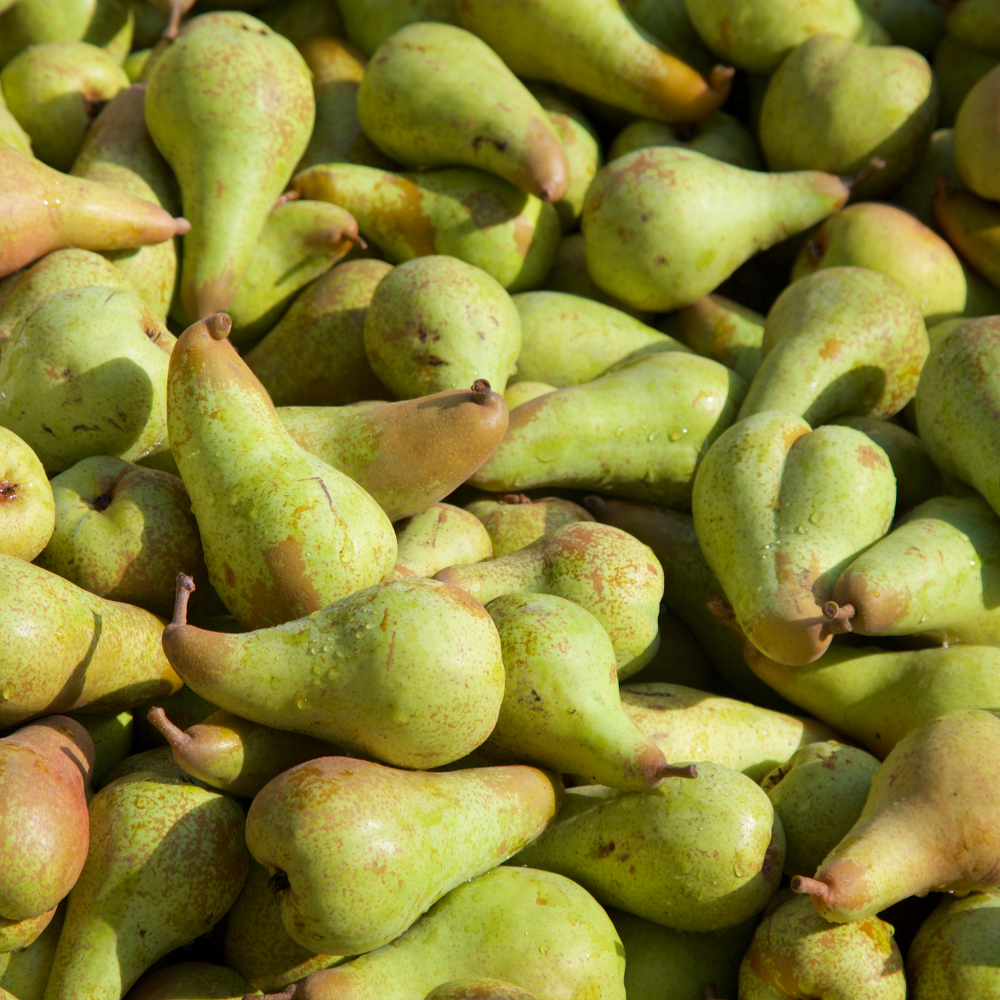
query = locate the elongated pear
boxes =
[0,146,187,278]
[582,148,850,311]
[465,494,592,558]
[0,427,53,561]
[388,503,492,580]
[144,12,314,318]
[167,313,395,629]
[278,382,509,522]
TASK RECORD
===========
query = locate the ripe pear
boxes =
[759,35,938,197]
[124,962,253,1000]
[388,504,492,581]
[0,902,63,998]
[581,147,851,312]
[66,709,133,786]
[144,11,314,318]
[933,183,1000,291]
[0,908,57,956]
[465,494,593,558]
[337,0,460,56]
[0,0,133,67]
[357,23,568,202]
[692,412,896,665]
[793,710,1000,921]
[471,352,747,508]
[290,164,561,292]
[739,267,929,425]
[278,383,509,522]
[43,769,250,1000]
[435,521,663,677]
[955,63,1000,202]
[0,427,53,561]
[609,111,762,171]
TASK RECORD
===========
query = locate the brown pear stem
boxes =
[660,763,698,779]
[500,493,532,505]
[275,189,301,207]
[146,706,192,750]
[171,573,196,627]
[708,65,735,93]
[791,875,831,902]
[822,601,855,634]
[174,217,191,235]
[842,157,886,191]
[706,594,748,638]
[206,313,232,340]
[470,379,492,403]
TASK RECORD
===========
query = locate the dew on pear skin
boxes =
[295,693,308,710]
[615,427,624,436]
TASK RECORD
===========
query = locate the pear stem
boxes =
[171,573,196,628]
[206,313,232,340]
[791,875,831,901]
[706,594,747,638]
[708,65,735,93]
[660,763,698,780]
[174,217,191,235]
[146,706,191,750]
[842,157,886,191]
[275,189,301,206]
[821,601,855,634]
[582,495,607,517]
[470,379,492,404]
[500,493,533,505]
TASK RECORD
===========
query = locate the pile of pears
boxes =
[5,0,1000,997]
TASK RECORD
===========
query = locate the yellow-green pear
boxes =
[123,962,253,1000]
[622,0,715,76]
[423,982,538,1000]
[337,0,460,57]
[0,0,133,69]
[955,63,1000,202]
[388,503,492,581]
[609,111,762,171]
[0,903,63,999]
[465,494,593,557]
[0,86,30,155]
[932,183,1000,292]
[0,908,57,956]
[0,427,53,561]
[66,709,133,787]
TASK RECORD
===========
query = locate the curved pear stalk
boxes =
[147,0,196,39]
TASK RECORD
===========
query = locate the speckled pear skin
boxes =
[42,770,250,1000]
[581,147,849,312]
[792,710,1000,923]
[0,717,94,924]
[290,165,560,292]
[278,383,509,522]
[255,866,625,1000]
[465,494,593,558]
[435,521,663,678]
[387,503,492,581]
[739,893,905,1000]
[907,886,1000,998]
[337,0,460,57]
[144,12,315,319]
[512,763,785,933]
[124,961,253,1000]
[246,757,562,955]
[470,352,747,509]
[0,555,180,729]
[161,576,505,769]
[0,426,53,561]
[0,908,57,956]
[740,268,929,425]
[357,23,568,202]
[166,313,395,630]
[423,981,539,1000]
[0,901,63,994]
[692,412,896,666]
[620,683,836,783]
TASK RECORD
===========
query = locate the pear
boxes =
[251,866,625,1000]
[483,593,695,790]
[388,504,492,581]
[0,86,31,155]
[99,747,194,788]
[43,769,249,1000]
[162,574,504,769]
[357,23,567,202]
[278,383,509,522]
[609,112,762,171]
[0,555,180,728]
[686,0,889,73]
[0,0,133,67]
[261,0,344,48]
[581,147,850,312]
[0,909,57,956]
[761,741,881,878]
[290,164,561,292]
[739,893,905,1000]
[793,710,1000,921]
[0,903,63,998]
[167,312,395,629]
[0,427,54,561]
[739,267,929,425]
[509,291,688,388]
[759,35,938,197]
[144,11,314,318]
[504,381,554,409]
[363,256,522,397]
[66,709,133,786]
[338,0,460,56]
[895,128,958,226]
[693,412,896,665]
[620,683,837,783]
[513,764,784,932]
[471,352,747,508]
[424,983,538,1000]
[435,521,663,677]
[0,146,187,278]
[955,64,1000,202]
[465,494,593,558]
[934,34,1000,128]
[932,183,1000,291]
[124,962,253,1000]
[0,717,94,923]
[622,0,715,76]
[458,0,732,123]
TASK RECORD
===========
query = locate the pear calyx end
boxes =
[471,379,492,403]
[206,313,232,340]
[821,601,855,634]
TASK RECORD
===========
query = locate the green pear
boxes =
[0,427,53,561]
[423,983,538,1000]
[0,717,94,923]
[761,741,881,878]
[363,256,521,397]
[760,35,938,197]
[278,383,509,522]
[244,258,391,406]
[581,147,851,312]
[609,112,762,171]
[0,903,63,999]
[435,521,663,677]
[509,291,687,388]
[471,352,747,508]
[894,128,958,226]
[260,0,343,44]
[739,892,905,999]
[132,684,219,753]
[948,0,1000,48]
[483,593,695,790]
[388,503,492,581]
[162,574,505,768]
[504,381,554,408]
[167,312,395,629]
[246,757,562,954]
[42,769,249,1000]
[465,494,593,558]
[144,11,314,318]
[621,0,715,76]
[620,683,837,783]
[621,607,715,690]
[692,412,896,665]
[291,164,561,292]
[907,887,1000,998]
[934,34,1000,128]
[956,64,1000,201]
[0,286,174,473]
[123,47,152,82]
[356,23,568,202]
[860,0,948,54]
[98,747,197,788]
[0,86,30,155]
[66,710,133,787]
[0,908,57,956]
[793,710,1000,922]
[251,866,625,1000]
[739,267,929,425]
[512,763,784,932]
[338,0,460,56]
[124,962,253,1000]
[0,0,133,67]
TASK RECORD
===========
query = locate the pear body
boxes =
[0,903,63,998]
[0,85,31,154]
[934,34,1000,128]
[609,111,762,170]
[465,495,592,558]
[955,63,1000,201]
[0,0,133,67]
[504,381,554,408]
[933,185,1000,292]
[948,0,1000,47]
[423,982,538,1000]
[68,709,133,786]
[0,427,54,561]
[124,962,252,1000]
[338,0,460,56]
[389,503,492,580]
[543,233,650,319]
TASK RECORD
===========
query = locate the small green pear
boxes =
[337,0,460,56]
[609,112,762,171]
[465,494,593,557]
[0,0,133,67]
[0,427,53,561]
[388,503,492,581]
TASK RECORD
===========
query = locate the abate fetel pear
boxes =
[337,0,460,57]
[955,63,1000,203]
[465,494,593,558]
[388,503,492,580]
[0,427,54,561]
